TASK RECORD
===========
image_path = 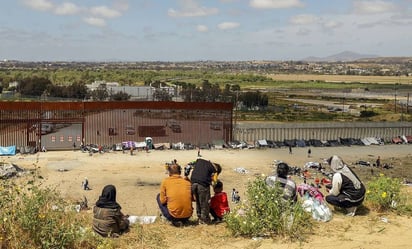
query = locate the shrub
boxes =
[225,176,312,241]
[0,176,105,249]
[365,174,403,212]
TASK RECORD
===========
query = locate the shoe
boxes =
[172,221,183,227]
[159,214,168,222]
[211,219,223,224]
[198,219,211,225]
[346,206,357,216]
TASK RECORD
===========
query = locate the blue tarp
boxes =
[0,145,16,156]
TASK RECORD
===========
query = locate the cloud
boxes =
[196,25,209,32]
[353,0,398,14]
[168,0,219,17]
[322,20,342,29]
[250,0,304,9]
[296,28,311,36]
[23,0,54,11]
[113,0,129,12]
[217,22,240,30]
[90,6,122,19]
[54,2,81,15]
[289,14,319,25]
[22,1,128,28]
[83,17,106,27]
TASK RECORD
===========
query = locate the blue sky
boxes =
[1,0,411,61]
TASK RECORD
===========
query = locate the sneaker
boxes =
[172,221,183,227]
[346,206,357,216]
[159,214,168,222]
[211,219,223,224]
[198,219,211,225]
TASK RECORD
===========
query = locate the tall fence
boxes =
[0,101,233,150]
[2,100,411,150]
[234,122,412,142]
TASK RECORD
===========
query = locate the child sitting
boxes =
[210,180,230,222]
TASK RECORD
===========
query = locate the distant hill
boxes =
[302,51,379,62]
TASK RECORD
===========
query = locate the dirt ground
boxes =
[6,144,412,249]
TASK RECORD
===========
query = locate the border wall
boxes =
[0,101,233,150]
[234,122,412,142]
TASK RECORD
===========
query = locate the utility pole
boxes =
[394,84,397,113]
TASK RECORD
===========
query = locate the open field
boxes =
[5,143,412,249]
[268,74,412,84]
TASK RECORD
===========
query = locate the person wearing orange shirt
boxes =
[157,163,193,227]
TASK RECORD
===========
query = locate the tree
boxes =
[240,91,268,109]
[91,85,109,101]
[19,77,53,97]
[111,91,131,101]
[153,88,172,101]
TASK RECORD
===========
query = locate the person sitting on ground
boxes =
[93,185,129,237]
[210,180,230,222]
[231,188,236,202]
[157,163,193,227]
[325,155,366,216]
[265,162,298,203]
[233,190,240,203]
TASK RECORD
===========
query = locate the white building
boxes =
[86,81,157,100]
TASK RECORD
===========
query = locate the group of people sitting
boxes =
[92,158,226,237]
[156,158,227,227]
[266,155,366,217]
[92,155,366,237]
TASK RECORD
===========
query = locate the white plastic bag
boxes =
[127,215,157,225]
[301,195,332,222]
[311,199,332,222]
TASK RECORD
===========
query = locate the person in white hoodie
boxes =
[325,155,366,216]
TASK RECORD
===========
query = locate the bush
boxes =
[0,177,105,249]
[365,174,403,212]
[225,176,312,240]
[360,110,378,118]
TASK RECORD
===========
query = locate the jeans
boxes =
[156,194,189,223]
[191,183,211,222]
[325,194,364,209]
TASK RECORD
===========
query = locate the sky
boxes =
[0,0,411,61]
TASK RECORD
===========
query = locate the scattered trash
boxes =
[0,162,25,179]
[128,215,157,225]
[252,237,263,241]
[381,217,389,223]
[304,162,320,169]
[234,167,249,174]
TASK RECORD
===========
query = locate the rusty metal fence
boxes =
[0,101,233,151]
